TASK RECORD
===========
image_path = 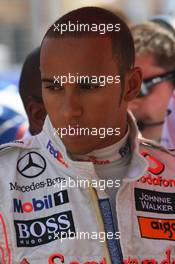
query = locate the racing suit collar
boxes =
[39,112,148,181]
[124,111,149,182]
[38,115,97,179]
[71,127,130,164]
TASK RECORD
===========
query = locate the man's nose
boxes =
[61,93,83,121]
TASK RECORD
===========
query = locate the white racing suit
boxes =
[0,115,175,264]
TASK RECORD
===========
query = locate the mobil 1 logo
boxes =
[14,211,75,247]
[13,190,69,214]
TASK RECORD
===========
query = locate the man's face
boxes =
[128,54,174,124]
[40,36,130,155]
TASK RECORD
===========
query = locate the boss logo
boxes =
[14,211,75,247]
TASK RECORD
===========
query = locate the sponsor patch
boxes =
[138,216,175,241]
[138,174,175,188]
[17,152,46,178]
[14,211,75,247]
[135,188,175,214]
[119,139,130,158]
[79,155,110,165]
[13,190,69,213]
[141,151,165,175]
[9,176,66,192]
[48,253,107,264]
[123,249,175,264]
[46,140,68,168]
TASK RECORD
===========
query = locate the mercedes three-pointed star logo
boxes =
[17,152,46,178]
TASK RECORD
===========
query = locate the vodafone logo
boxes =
[138,152,174,187]
[138,174,175,188]
[13,190,69,213]
[141,151,165,175]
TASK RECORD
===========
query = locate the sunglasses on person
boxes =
[139,70,175,97]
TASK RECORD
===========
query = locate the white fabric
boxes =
[0,113,175,263]
[73,126,131,231]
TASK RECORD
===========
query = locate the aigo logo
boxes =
[46,140,68,168]
[13,190,69,213]
[48,253,107,264]
[138,216,175,240]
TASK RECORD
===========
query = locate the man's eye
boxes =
[45,83,63,91]
[79,83,100,90]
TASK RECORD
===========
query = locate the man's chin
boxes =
[61,137,96,156]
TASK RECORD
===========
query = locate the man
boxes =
[0,7,175,263]
[19,47,46,135]
[129,21,175,142]
[161,90,175,148]
[154,15,175,149]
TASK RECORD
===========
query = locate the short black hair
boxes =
[41,6,135,76]
[19,47,42,111]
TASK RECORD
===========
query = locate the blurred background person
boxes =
[153,16,175,149]
[19,47,46,135]
[129,18,175,142]
[161,90,175,148]
[0,70,28,144]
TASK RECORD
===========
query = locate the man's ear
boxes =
[123,67,142,102]
[26,98,46,134]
